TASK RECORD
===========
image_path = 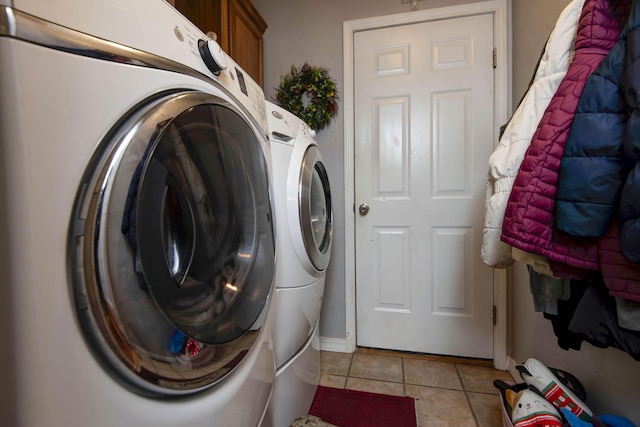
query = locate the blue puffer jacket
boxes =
[556,0,640,262]
[620,2,640,261]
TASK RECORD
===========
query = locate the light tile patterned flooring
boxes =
[319,348,514,427]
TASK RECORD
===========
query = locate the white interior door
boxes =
[354,13,495,359]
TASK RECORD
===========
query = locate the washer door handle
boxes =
[358,203,370,216]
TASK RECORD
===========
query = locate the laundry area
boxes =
[1,0,639,426]
[0,0,332,425]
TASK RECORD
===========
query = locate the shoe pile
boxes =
[494,358,636,427]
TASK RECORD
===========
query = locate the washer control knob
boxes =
[199,38,227,74]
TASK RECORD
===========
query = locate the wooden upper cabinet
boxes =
[174,0,268,87]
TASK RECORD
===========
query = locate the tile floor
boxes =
[319,348,514,427]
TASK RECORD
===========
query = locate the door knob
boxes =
[358,203,370,216]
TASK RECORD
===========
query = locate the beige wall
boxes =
[254,0,640,421]
[511,0,568,104]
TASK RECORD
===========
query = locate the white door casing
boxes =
[343,0,509,368]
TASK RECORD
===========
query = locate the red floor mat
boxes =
[308,386,417,427]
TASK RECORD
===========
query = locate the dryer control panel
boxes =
[215,53,269,134]
[12,0,269,136]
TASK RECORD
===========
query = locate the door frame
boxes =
[343,0,510,369]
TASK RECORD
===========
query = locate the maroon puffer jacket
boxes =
[500,0,622,271]
[599,220,640,302]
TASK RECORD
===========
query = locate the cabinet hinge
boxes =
[493,305,497,326]
[493,48,497,69]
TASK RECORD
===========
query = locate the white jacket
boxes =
[481,0,585,268]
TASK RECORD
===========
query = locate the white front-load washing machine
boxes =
[263,101,333,427]
[0,2,277,426]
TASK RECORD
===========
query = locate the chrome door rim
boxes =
[69,90,275,397]
[298,145,333,271]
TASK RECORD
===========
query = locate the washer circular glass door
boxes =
[299,144,333,271]
[69,90,275,397]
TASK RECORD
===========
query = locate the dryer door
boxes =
[299,144,333,271]
[70,91,275,397]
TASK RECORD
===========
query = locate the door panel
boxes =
[354,13,495,358]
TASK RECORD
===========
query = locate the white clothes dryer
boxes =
[0,2,276,426]
[263,101,333,427]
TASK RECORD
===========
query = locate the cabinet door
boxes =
[173,0,267,87]
[228,0,267,87]
[174,0,225,41]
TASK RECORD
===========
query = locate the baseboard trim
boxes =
[507,355,523,383]
[319,336,350,353]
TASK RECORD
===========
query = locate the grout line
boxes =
[347,375,405,384]
[401,357,406,396]
[454,364,466,390]
[404,383,465,392]
[464,390,481,427]
[456,364,481,427]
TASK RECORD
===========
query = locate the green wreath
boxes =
[274,63,339,132]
